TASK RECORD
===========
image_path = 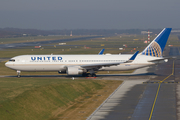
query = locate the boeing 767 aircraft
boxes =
[5,28,172,77]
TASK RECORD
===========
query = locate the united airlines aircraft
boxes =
[5,28,172,77]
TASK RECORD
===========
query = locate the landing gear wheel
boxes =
[82,73,88,77]
[87,73,91,77]
[17,75,21,78]
[92,73,97,77]
[17,70,21,78]
[82,73,97,77]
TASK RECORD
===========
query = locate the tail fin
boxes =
[141,28,172,57]
[98,49,105,55]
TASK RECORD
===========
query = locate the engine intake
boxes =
[66,66,83,75]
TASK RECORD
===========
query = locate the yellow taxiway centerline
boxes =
[148,61,174,120]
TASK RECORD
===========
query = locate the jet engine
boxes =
[66,66,83,75]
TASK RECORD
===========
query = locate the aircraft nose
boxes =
[5,62,8,66]
[5,62,10,67]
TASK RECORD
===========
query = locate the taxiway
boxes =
[87,47,180,120]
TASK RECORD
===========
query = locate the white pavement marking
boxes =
[87,80,148,120]
[176,83,180,119]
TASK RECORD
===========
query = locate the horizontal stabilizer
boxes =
[148,57,174,63]
[148,58,166,62]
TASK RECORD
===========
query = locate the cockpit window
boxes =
[9,59,15,62]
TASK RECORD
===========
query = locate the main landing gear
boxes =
[82,73,97,77]
[17,70,21,78]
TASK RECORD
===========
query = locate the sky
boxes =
[0,0,180,30]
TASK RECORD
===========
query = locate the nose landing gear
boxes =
[17,70,21,78]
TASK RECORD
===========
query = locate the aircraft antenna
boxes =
[148,30,150,43]
[70,31,72,36]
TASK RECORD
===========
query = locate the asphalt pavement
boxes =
[87,47,180,120]
[0,36,102,50]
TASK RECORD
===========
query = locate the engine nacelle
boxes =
[66,67,83,75]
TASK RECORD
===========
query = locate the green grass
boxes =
[0,78,120,120]
[0,36,81,44]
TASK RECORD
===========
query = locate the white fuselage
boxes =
[5,28,171,76]
[5,54,160,72]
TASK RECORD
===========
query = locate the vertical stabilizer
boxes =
[141,28,172,57]
[98,49,105,55]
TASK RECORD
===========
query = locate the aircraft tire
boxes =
[17,75,21,78]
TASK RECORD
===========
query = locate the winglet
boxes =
[125,51,139,63]
[98,49,105,55]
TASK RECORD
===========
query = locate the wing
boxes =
[80,51,139,70]
[80,62,122,70]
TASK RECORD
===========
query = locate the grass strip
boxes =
[0,78,122,120]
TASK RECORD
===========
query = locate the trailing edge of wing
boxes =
[80,62,122,70]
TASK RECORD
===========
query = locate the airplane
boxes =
[5,28,172,77]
